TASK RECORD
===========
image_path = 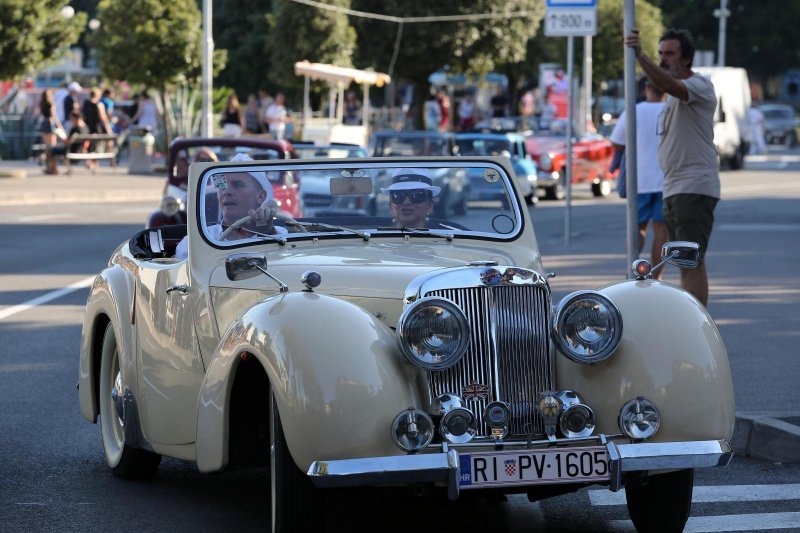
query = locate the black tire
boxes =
[729,146,745,170]
[625,469,694,533]
[270,394,324,532]
[98,324,161,480]
[591,179,612,197]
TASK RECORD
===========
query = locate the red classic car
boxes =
[524,120,616,200]
[147,137,299,228]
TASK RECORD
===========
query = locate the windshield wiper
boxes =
[281,220,371,241]
[377,226,455,241]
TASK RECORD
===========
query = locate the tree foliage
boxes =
[0,0,87,80]
[214,0,273,98]
[352,1,541,82]
[266,0,356,91]
[654,0,800,87]
[92,0,204,89]
[594,0,663,83]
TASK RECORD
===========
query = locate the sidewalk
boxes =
[0,159,163,206]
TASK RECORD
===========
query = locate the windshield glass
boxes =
[198,161,521,247]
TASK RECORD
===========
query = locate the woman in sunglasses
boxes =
[384,169,441,228]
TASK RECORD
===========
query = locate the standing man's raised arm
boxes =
[625,28,689,102]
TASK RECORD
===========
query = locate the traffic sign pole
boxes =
[624,0,639,276]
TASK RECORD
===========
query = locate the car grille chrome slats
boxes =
[426,285,553,437]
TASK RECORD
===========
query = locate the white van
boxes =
[693,67,752,170]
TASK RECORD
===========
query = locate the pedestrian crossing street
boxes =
[588,484,800,532]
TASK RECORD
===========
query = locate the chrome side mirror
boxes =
[225,252,288,292]
[226,253,267,281]
[661,241,700,269]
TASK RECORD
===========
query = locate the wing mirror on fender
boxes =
[225,253,288,292]
[632,242,700,280]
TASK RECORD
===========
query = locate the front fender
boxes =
[197,291,419,473]
[78,264,136,422]
[556,280,735,442]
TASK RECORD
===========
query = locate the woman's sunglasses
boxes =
[390,190,430,204]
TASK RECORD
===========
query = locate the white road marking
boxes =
[611,512,800,532]
[17,213,76,222]
[717,223,800,232]
[589,484,800,506]
[0,276,95,321]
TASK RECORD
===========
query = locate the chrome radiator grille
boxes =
[426,285,553,437]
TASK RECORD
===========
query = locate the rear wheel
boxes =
[625,469,694,533]
[270,394,324,532]
[98,324,161,479]
[728,145,745,170]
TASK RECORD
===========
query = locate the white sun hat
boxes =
[381,168,441,196]
[67,81,82,92]
[224,152,273,201]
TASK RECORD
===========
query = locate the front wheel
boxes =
[543,173,565,200]
[625,469,694,533]
[98,324,161,479]
[270,394,324,532]
[591,179,612,197]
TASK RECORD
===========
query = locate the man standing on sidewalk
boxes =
[625,28,719,306]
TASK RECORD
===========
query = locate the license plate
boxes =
[459,446,609,489]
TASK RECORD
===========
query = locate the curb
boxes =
[732,412,800,463]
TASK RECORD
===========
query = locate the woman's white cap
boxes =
[381,168,441,196]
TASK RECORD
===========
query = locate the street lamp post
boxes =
[713,0,730,67]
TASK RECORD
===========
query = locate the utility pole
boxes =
[714,0,730,67]
[201,0,214,137]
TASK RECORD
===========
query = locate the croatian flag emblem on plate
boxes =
[504,458,517,477]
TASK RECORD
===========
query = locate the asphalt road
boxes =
[1,148,799,532]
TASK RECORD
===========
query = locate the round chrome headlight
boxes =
[440,407,477,444]
[391,408,434,452]
[618,397,660,440]
[539,153,553,171]
[397,297,470,371]
[552,291,622,364]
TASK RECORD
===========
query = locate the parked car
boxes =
[371,130,469,216]
[525,119,616,200]
[79,156,734,533]
[147,137,298,228]
[455,131,537,205]
[293,142,368,216]
[759,103,799,147]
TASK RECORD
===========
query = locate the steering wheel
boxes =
[219,212,301,240]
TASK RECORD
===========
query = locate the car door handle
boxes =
[166,284,189,295]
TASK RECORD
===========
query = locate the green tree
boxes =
[655,0,800,93]
[92,0,224,141]
[267,0,356,93]
[593,0,663,83]
[352,0,545,126]
[0,0,87,80]
[214,0,273,99]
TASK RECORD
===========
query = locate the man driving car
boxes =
[174,153,285,259]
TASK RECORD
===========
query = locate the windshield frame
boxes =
[193,157,527,252]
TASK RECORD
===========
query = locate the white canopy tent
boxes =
[294,61,391,146]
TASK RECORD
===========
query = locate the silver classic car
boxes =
[79,156,734,533]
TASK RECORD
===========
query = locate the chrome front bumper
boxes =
[307,438,733,500]
[536,170,560,187]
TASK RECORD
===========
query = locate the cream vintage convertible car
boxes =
[78,156,733,532]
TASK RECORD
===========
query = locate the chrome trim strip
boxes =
[307,439,732,491]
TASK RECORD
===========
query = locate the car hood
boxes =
[269,241,535,298]
[525,136,565,155]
